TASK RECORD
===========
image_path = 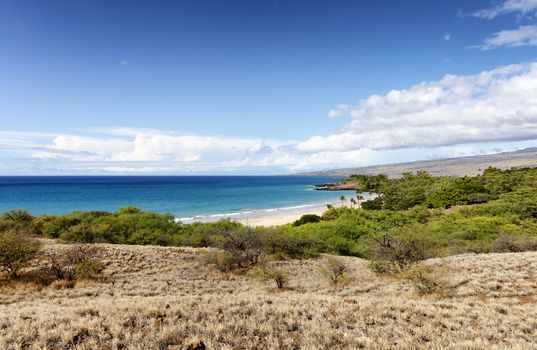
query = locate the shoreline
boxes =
[177,200,338,226]
[178,193,375,226]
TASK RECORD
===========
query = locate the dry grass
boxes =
[1,241,537,349]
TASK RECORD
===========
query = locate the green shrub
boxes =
[210,227,264,269]
[369,260,399,275]
[75,259,104,280]
[44,244,103,280]
[371,226,440,271]
[493,234,537,253]
[263,229,321,259]
[251,264,290,289]
[401,264,447,296]
[0,209,37,235]
[361,197,383,210]
[0,231,41,279]
[319,256,349,285]
[204,250,234,272]
[292,214,321,226]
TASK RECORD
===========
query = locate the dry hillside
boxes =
[1,242,537,349]
[299,148,537,178]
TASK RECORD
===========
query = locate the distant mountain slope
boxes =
[299,148,537,178]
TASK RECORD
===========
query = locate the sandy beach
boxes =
[178,201,337,226]
[179,194,375,227]
[236,203,329,226]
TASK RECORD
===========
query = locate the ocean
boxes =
[0,176,357,220]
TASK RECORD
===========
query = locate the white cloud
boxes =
[50,135,132,155]
[27,132,284,165]
[444,33,451,41]
[298,62,537,152]
[473,0,537,19]
[481,25,537,49]
[2,62,537,174]
[328,104,350,118]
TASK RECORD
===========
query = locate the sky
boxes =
[1,0,537,175]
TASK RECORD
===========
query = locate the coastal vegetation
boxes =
[1,167,537,348]
[1,167,536,274]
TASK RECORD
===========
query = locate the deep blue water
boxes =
[0,176,355,219]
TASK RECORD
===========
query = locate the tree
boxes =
[44,244,103,280]
[371,227,439,271]
[0,209,34,235]
[215,227,263,269]
[292,214,321,227]
[350,198,357,208]
[320,257,349,285]
[340,195,346,206]
[252,264,290,289]
[1,209,33,225]
[0,231,41,279]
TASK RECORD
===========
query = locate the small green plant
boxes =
[75,259,105,280]
[292,214,321,227]
[0,231,41,279]
[401,264,447,296]
[204,250,234,272]
[372,227,439,271]
[319,256,349,285]
[264,267,289,289]
[493,234,537,253]
[368,260,400,275]
[215,227,263,269]
[44,244,104,280]
[251,264,290,289]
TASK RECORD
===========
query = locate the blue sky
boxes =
[1,0,537,174]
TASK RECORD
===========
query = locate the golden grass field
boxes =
[1,241,537,349]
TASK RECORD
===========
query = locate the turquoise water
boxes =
[0,176,356,219]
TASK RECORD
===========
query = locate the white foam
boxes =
[176,217,194,222]
[281,204,315,210]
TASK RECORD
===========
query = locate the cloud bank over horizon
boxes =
[2,61,537,175]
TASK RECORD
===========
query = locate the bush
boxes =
[75,259,104,280]
[493,234,537,253]
[252,264,290,289]
[401,264,447,296]
[292,214,321,227]
[361,197,383,210]
[211,227,263,269]
[0,231,41,279]
[204,250,234,272]
[263,230,321,259]
[369,260,400,275]
[0,209,36,235]
[319,256,349,285]
[44,244,103,280]
[371,227,440,271]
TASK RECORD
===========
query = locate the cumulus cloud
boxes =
[2,62,537,174]
[473,0,537,19]
[298,62,537,152]
[39,132,282,163]
[481,25,537,49]
[328,104,350,118]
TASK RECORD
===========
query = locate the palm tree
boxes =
[350,198,356,208]
[340,195,346,206]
